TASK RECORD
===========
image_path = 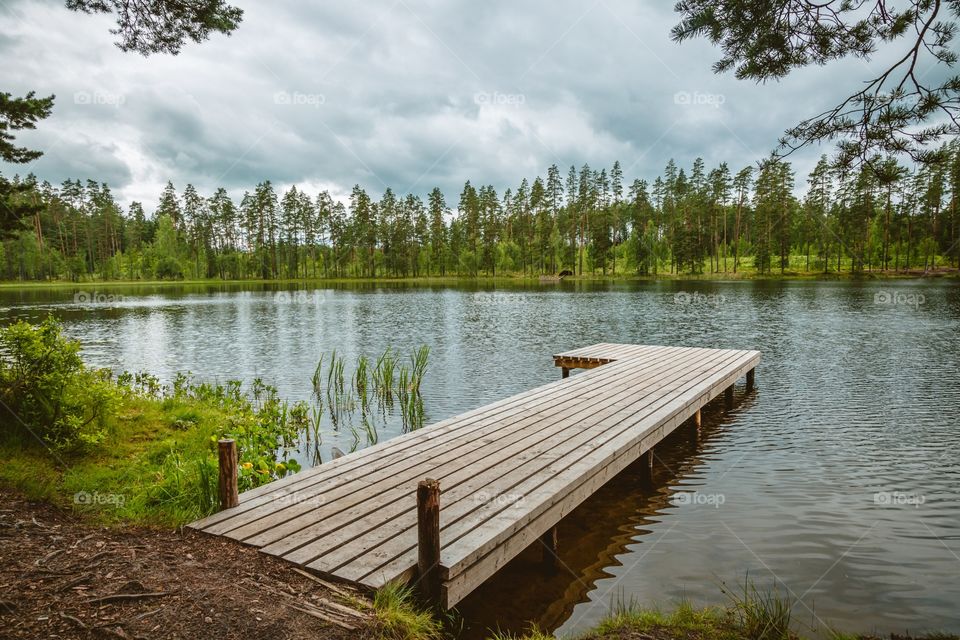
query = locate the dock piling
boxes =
[724,385,734,410]
[640,449,654,486]
[417,478,442,606]
[540,525,558,573]
[561,367,570,379]
[746,368,755,391]
[217,439,239,511]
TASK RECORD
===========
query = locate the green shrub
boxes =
[0,317,118,452]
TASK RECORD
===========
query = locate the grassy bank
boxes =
[1,389,262,525]
[492,596,959,640]
[0,317,313,526]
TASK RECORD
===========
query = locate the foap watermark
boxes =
[673,291,727,306]
[273,290,325,305]
[74,491,126,507]
[274,90,325,108]
[671,491,725,508]
[474,91,526,107]
[474,491,525,508]
[874,490,926,508]
[673,90,725,109]
[74,90,126,107]
[473,292,538,305]
[273,492,326,508]
[74,291,125,305]
[874,290,925,309]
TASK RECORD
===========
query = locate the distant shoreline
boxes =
[0,268,957,291]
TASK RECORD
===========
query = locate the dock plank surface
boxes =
[189,344,760,608]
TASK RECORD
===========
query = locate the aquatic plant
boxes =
[355,354,370,408]
[409,345,429,392]
[311,354,324,396]
[373,347,397,398]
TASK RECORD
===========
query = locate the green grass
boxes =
[0,394,230,526]
[487,589,959,640]
[372,583,445,640]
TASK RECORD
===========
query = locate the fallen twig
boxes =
[291,568,357,600]
[83,592,168,605]
[285,603,357,630]
[132,607,163,621]
[59,572,93,591]
[59,611,88,629]
[35,549,64,566]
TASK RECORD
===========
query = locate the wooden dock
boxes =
[189,343,760,608]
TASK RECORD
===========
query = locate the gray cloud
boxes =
[0,0,944,209]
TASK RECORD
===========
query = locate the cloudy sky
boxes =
[0,0,943,209]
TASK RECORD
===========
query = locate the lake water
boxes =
[2,279,958,638]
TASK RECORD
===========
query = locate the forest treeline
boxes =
[2,146,959,282]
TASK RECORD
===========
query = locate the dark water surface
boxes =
[2,279,958,637]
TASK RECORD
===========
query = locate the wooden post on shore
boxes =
[540,525,558,573]
[561,367,570,379]
[217,439,239,511]
[640,449,654,486]
[746,368,755,391]
[417,478,442,606]
[724,385,734,410]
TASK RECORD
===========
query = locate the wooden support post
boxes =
[417,478,442,607]
[561,367,570,379]
[217,439,239,511]
[724,385,734,410]
[540,525,558,574]
[639,449,654,486]
[746,368,755,391]
[692,408,702,440]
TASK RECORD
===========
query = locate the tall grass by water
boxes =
[309,344,430,453]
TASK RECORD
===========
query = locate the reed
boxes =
[311,354,324,396]
[354,354,370,398]
[361,413,378,445]
[373,347,398,397]
[409,345,429,392]
[327,350,345,395]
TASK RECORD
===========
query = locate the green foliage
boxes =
[0,91,54,165]
[0,318,319,523]
[672,1,960,164]
[65,0,243,56]
[721,578,793,640]
[0,317,118,451]
[4,146,960,282]
[372,583,443,640]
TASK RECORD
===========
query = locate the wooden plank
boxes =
[437,351,756,578]
[192,343,663,531]
[337,349,742,581]
[187,343,761,612]
[438,351,760,606]
[256,346,709,559]
[352,350,754,589]
[201,345,678,539]
[291,347,721,574]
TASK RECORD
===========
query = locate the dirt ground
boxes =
[0,490,375,639]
